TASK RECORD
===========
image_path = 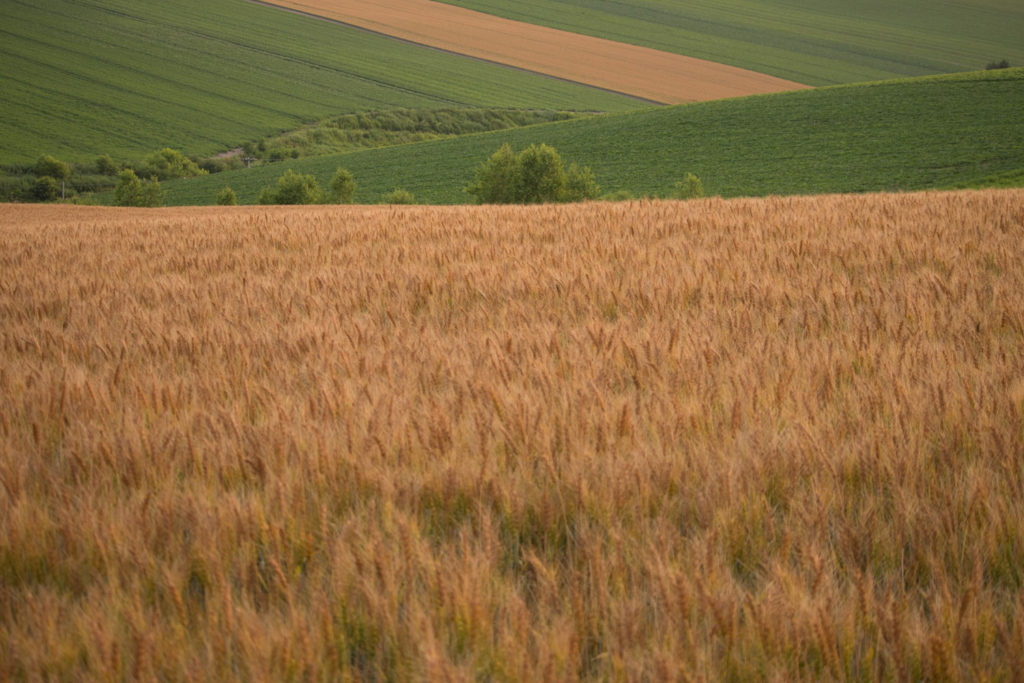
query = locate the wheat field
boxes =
[1,192,1023,680]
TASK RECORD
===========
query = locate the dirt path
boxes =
[254,0,809,104]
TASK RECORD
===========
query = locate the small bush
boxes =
[198,157,243,174]
[674,172,704,200]
[95,154,119,176]
[258,169,324,205]
[380,188,416,205]
[142,148,207,180]
[31,176,61,202]
[986,60,1011,70]
[330,168,357,204]
[216,187,238,206]
[465,143,518,204]
[114,169,164,207]
[34,155,70,180]
[564,162,600,202]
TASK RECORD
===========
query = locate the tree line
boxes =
[8,144,705,207]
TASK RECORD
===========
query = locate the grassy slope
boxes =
[164,68,1024,205]
[0,0,640,165]
[438,0,1024,85]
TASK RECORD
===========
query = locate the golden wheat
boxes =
[1,191,1022,680]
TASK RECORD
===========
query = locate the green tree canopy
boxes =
[258,169,324,205]
[34,155,70,180]
[329,168,357,204]
[216,186,238,206]
[115,169,165,207]
[465,143,599,204]
[143,148,207,180]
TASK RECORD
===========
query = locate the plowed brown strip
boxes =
[257,0,809,104]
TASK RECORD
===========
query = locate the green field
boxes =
[0,0,641,165]
[439,0,1024,86]
[162,68,1024,205]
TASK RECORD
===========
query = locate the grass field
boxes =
[2,191,1023,679]
[438,0,1024,85]
[163,68,1024,205]
[0,0,641,165]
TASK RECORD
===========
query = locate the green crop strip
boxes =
[437,0,1024,86]
[0,0,641,164]
[162,69,1024,205]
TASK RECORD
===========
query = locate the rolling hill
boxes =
[436,0,1024,86]
[162,68,1024,205]
[257,0,809,104]
[0,0,642,165]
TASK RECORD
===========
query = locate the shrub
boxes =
[142,148,206,180]
[34,155,70,180]
[114,169,164,207]
[31,176,61,202]
[198,157,243,174]
[329,168,357,203]
[512,143,565,203]
[986,59,1011,70]
[564,162,600,202]
[380,188,416,204]
[95,154,119,176]
[216,187,238,206]
[674,172,704,199]
[465,143,599,204]
[465,143,517,204]
[258,169,324,205]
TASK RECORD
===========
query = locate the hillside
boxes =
[164,68,1024,205]
[258,0,808,104]
[0,0,641,165]
[437,0,1024,86]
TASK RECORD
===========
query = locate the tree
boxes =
[216,187,238,206]
[95,154,119,176]
[139,177,165,207]
[31,176,60,202]
[258,169,324,205]
[465,143,599,204]
[512,143,565,203]
[563,162,600,202]
[674,172,704,200]
[34,155,70,181]
[464,143,517,204]
[143,148,206,180]
[115,169,164,207]
[329,168,357,203]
